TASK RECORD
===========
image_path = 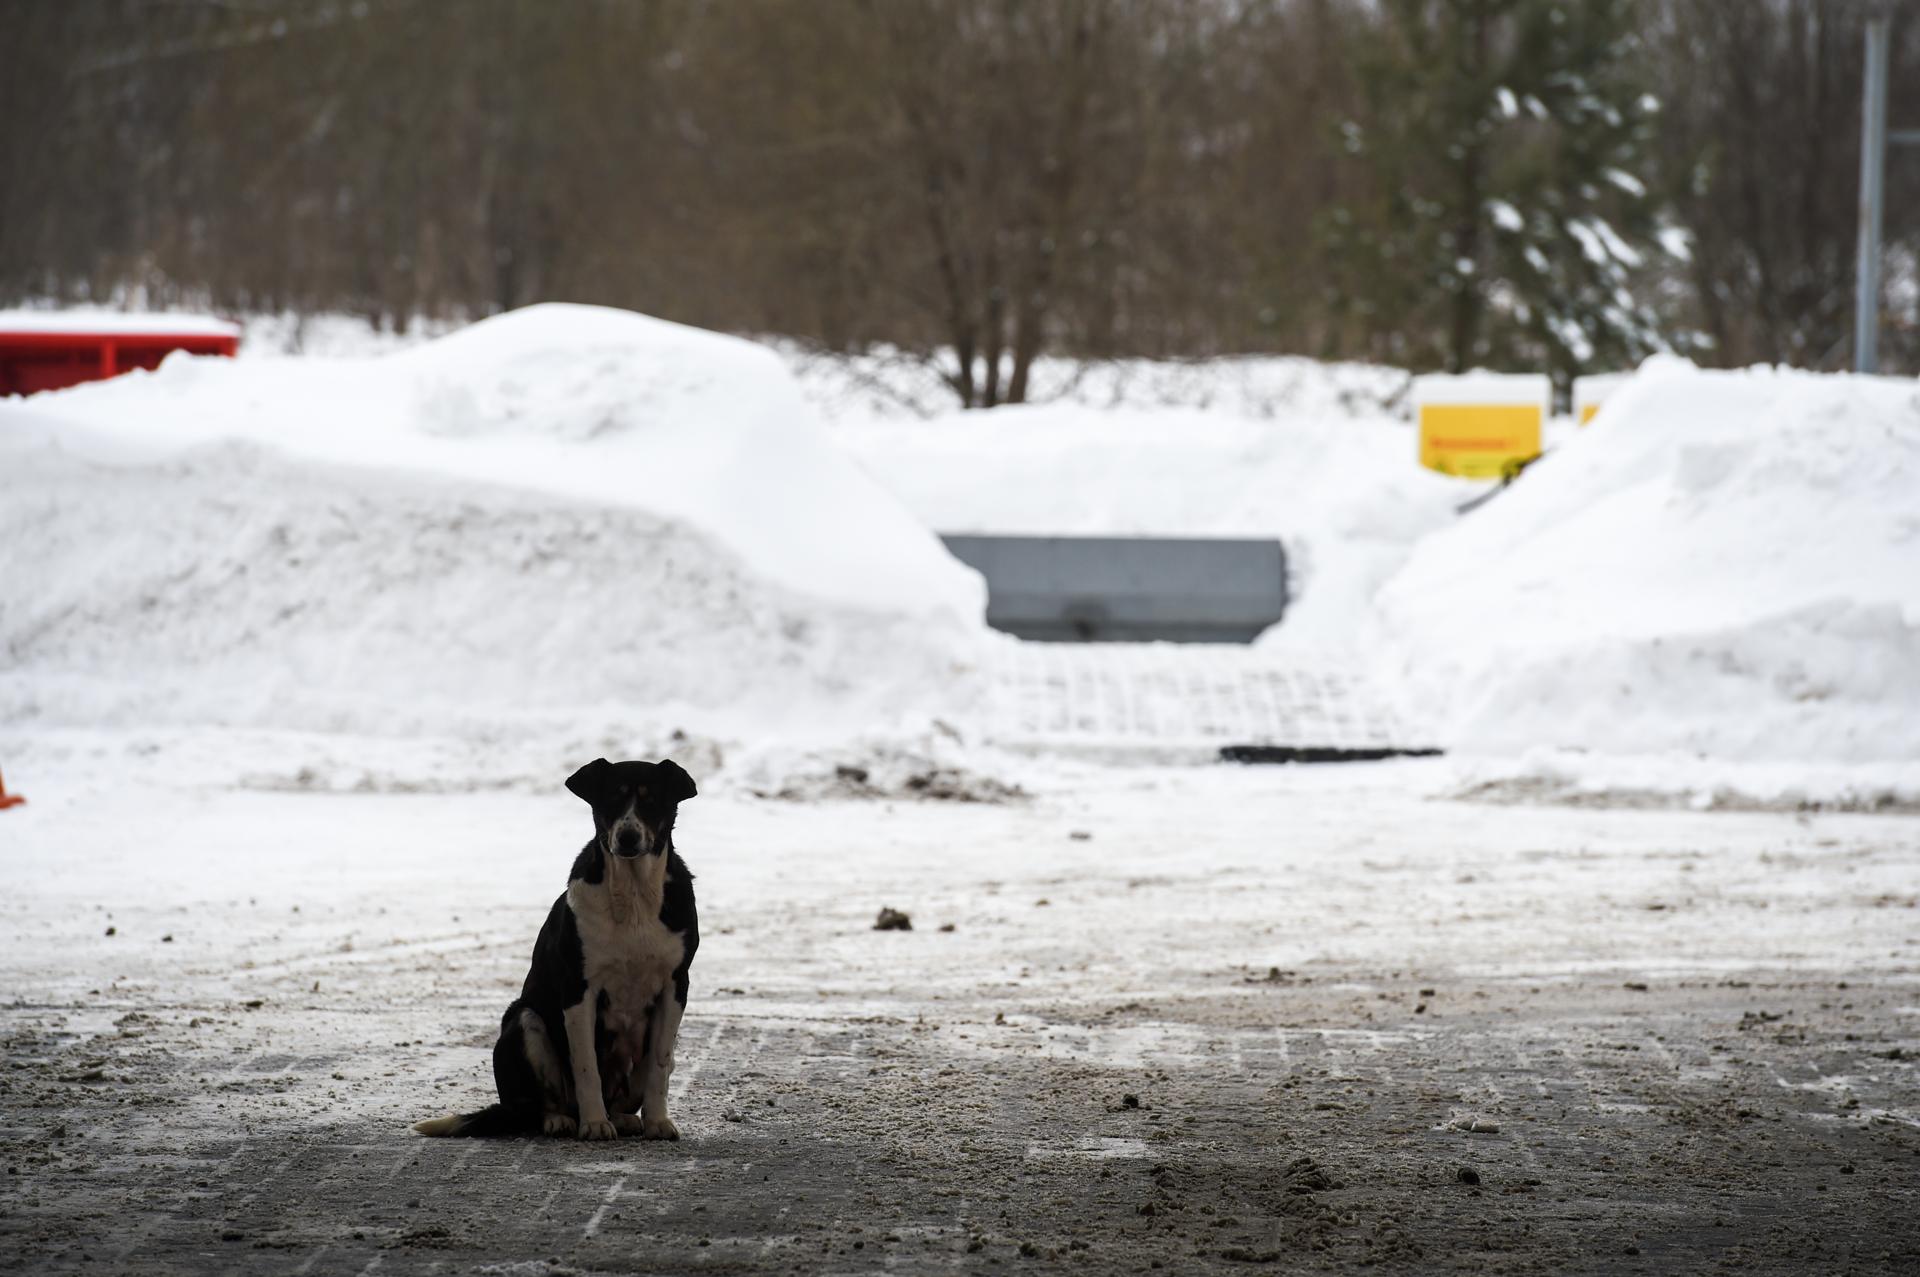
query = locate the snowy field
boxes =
[3,761,1918,1272]
[3,305,1919,1271]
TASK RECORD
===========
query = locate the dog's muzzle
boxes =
[610,819,655,858]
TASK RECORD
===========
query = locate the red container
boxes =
[0,312,241,396]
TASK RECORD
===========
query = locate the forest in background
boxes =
[4,0,1918,405]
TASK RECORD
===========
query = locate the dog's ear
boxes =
[656,758,698,803]
[565,758,612,804]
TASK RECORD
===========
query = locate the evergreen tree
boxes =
[1328,0,1674,382]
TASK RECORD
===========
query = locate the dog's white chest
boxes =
[567,873,685,1029]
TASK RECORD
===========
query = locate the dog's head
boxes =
[565,758,698,860]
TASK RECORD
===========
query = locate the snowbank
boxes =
[0,305,987,741]
[830,401,1476,652]
[1378,357,1920,762]
[13,305,976,619]
[1438,749,1920,814]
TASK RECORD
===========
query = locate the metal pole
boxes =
[1856,14,1890,374]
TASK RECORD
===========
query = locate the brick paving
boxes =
[980,643,1425,756]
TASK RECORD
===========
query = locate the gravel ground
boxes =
[2,761,1917,1274]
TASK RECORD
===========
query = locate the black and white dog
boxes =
[413,758,699,1141]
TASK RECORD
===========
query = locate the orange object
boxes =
[0,768,24,810]
[0,315,240,396]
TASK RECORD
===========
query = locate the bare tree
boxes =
[7,0,1913,382]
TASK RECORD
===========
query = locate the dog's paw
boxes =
[577,1117,619,1142]
[641,1116,680,1141]
[613,1114,646,1136]
[542,1113,577,1137]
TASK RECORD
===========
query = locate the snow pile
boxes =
[0,305,987,742]
[1439,751,1920,814]
[1378,357,1920,762]
[830,401,1476,652]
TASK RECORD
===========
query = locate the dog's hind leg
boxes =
[414,1005,556,1137]
[634,988,685,1140]
[509,1008,578,1137]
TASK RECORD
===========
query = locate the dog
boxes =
[413,757,699,1140]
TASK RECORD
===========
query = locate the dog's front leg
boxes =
[563,995,617,1140]
[637,988,684,1140]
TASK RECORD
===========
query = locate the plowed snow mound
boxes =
[1378,357,1920,761]
[0,305,986,737]
[8,303,980,620]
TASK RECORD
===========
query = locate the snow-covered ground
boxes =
[3,756,1917,1271]
[12,755,1914,994]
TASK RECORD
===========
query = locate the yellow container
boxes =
[1573,373,1629,427]
[1418,404,1543,477]
[1414,373,1547,478]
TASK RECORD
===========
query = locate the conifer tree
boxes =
[1329,0,1673,382]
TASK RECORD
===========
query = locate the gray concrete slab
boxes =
[941,535,1288,644]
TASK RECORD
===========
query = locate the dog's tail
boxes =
[411,1103,540,1138]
